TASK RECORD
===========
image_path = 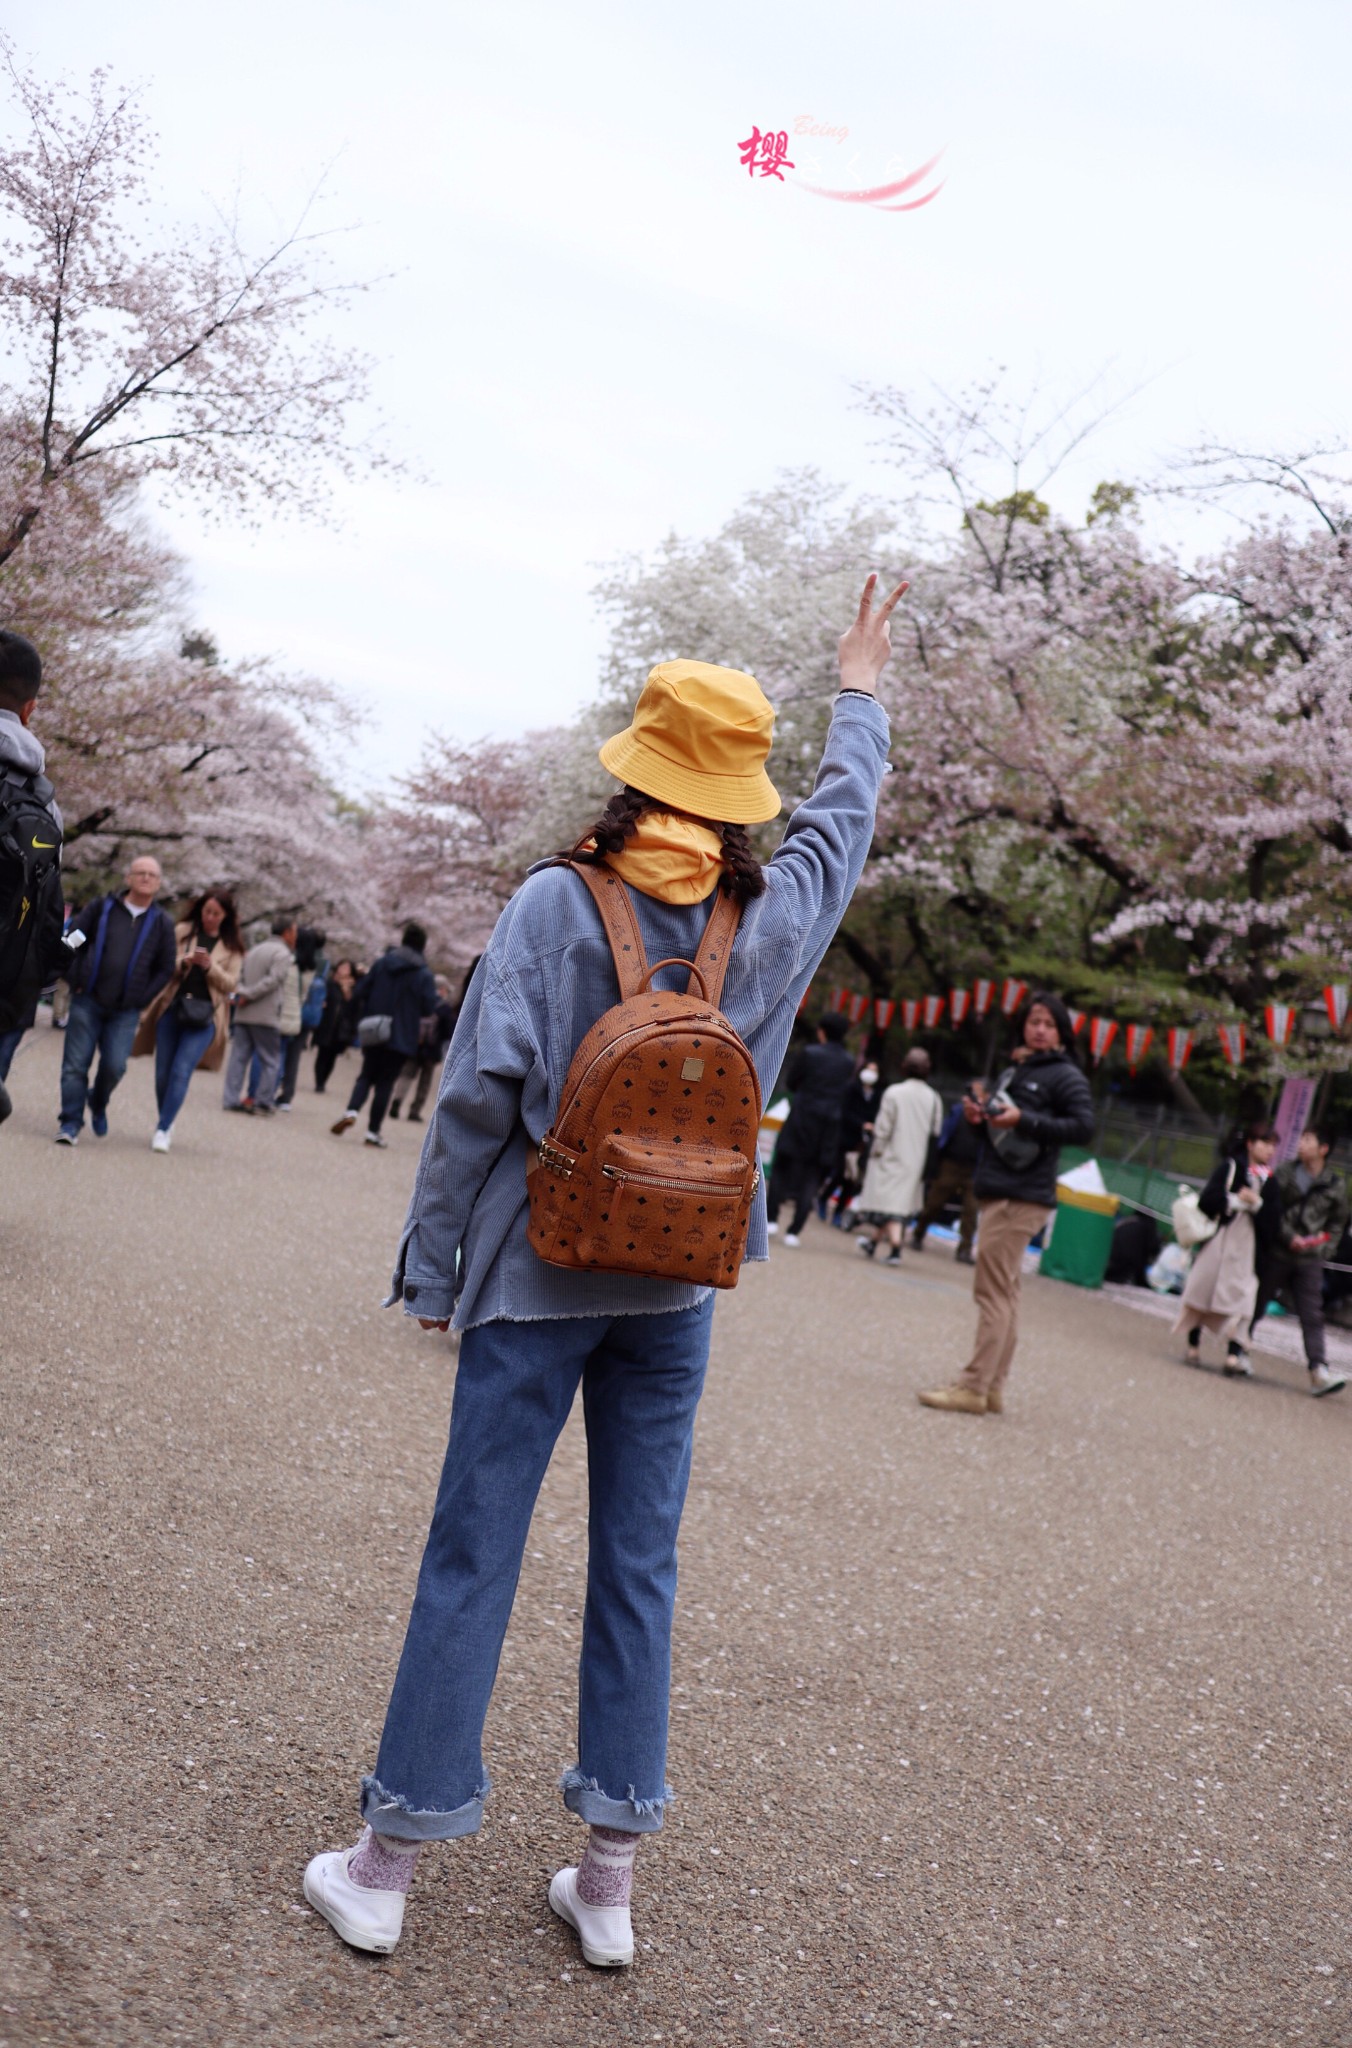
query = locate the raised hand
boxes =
[838,573,910,695]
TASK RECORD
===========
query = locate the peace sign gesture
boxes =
[837,572,910,696]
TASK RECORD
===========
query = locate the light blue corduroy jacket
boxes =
[389,692,890,1328]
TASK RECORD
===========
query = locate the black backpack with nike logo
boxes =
[0,764,65,1032]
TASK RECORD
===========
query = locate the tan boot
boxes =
[985,1385,1003,1415]
[917,1385,987,1415]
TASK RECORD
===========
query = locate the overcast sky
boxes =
[10,0,1352,789]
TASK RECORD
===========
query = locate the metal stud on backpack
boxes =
[527,863,762,1290]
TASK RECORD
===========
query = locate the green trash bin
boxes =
[1039,1187,1119,1289]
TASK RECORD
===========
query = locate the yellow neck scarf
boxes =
[596,811,727,905]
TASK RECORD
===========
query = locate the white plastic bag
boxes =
[1146,1241,1191,1294]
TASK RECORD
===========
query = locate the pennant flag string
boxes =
[799,973,1347,1064]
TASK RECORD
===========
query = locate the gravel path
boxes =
[2,1019,1350,2047]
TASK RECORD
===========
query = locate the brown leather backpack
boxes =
[526,862,762,1289]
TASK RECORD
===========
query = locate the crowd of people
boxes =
[0,855,461,1153]
[0,633,463,1153]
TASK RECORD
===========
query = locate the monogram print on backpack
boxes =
[526,863,762,1290]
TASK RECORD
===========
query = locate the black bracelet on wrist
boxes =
[837,687,875,698]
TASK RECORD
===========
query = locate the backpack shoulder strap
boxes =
[564,860,649,1000]
[689,887,741,1008]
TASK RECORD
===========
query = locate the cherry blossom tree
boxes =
[0,43,388,948]
[368,733,558,970]
[0,39,376,566]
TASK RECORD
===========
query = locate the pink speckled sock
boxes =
[576,1825,638,1908]
[348,1826,421,1893]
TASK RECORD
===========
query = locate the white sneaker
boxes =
[151,1129,171,1154]
[548,1863,633,1967]
[783,1232,801,1247]
[331,1111,358,1135]
[765,1221,778,1236]
[1310,1364,1347,1397]
[303,1832,406,1953]
[365,1130,388,1147]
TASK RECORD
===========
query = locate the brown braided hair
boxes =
[566,786,767,906]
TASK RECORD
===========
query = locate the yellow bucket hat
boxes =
[598,660,781,825]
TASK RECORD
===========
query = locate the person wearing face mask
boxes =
[918,993,1093,1415]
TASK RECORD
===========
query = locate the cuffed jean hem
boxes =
[359,1772,488,1842]
[561,1767,672,1834]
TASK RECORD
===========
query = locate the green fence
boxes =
[1059,1147,1191,1244]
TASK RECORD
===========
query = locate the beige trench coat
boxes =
[1174,1205,1259,1341]
[858,1078,943,1220]
[132,922,243,1073]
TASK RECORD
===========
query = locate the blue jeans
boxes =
[59,994,140,1131]
[362,1298,715,1841]
[154,1008,217,1133]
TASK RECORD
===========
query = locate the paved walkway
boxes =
[2,1019,1350,2048]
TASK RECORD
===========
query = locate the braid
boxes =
[566,787,660,865]
[717,822,767,906]
[564,786,766,905]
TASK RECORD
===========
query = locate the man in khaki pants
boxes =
[919,994,1094,1416]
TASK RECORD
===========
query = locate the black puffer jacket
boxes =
[971,1049,1095,1207]
[353,944,438,1061]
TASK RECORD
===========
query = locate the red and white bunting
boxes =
[972,979,995,1020]
[1068,1008,1087,1037]
[901,998,921,1032]
[949,987,971,1025]
[922,994,946,1028]
[831,987,851,1013]
[1166,1026,1194,1071]
[1325,984,1350,1033]
[1001,978,1028,1017]
[1125,1023,1153,1073]
[1218,1023,1246,1069]
[848,992,871,1024]
[1264,1003,1296,1047]
[1088,1016,1119,1064]
[873,998,896,1030]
